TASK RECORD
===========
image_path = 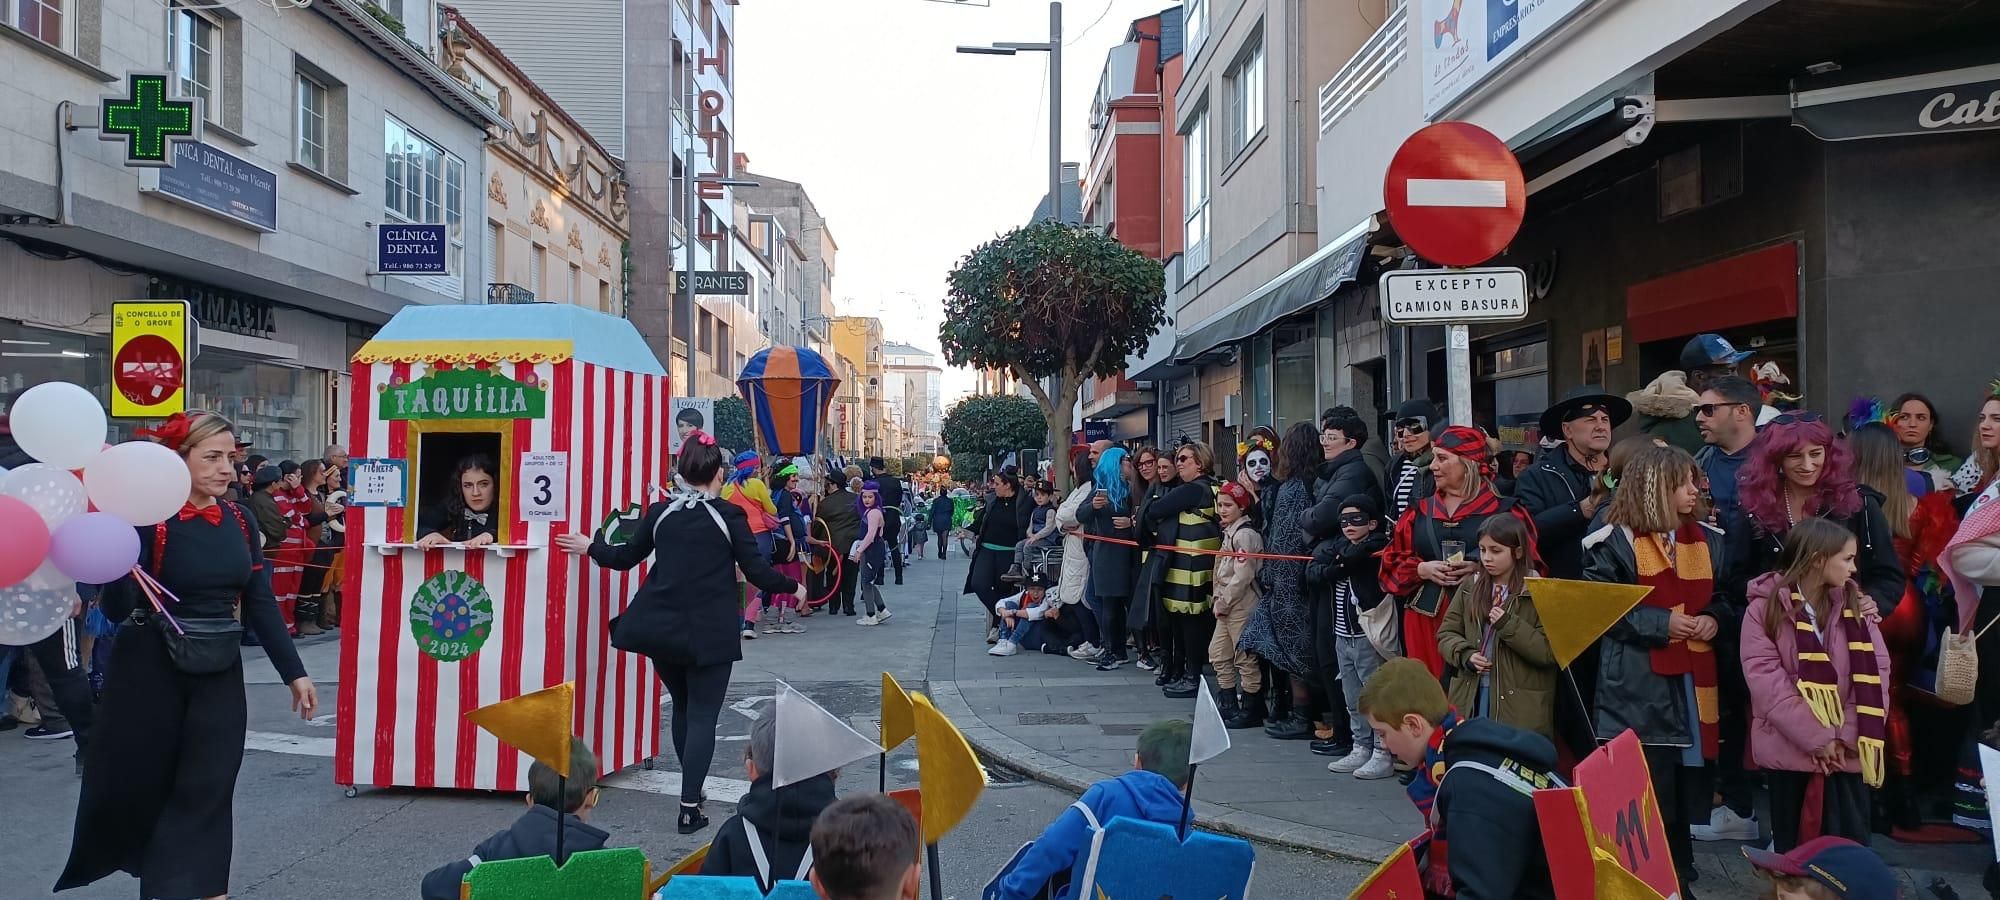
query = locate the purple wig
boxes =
[856,479,882,519]
[1738,417,1861,535]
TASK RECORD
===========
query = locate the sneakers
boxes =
[1135,654,1160,672]
[24,725,74,740]
[1068,643,1101,661]
[1162,678,1199,699]
[1353,748,1396,780]
[1326,744,1372,774]
[1310,737,1355,757]
[1691,805,1760,842]
[857,614,881,626]
[876,608,893,622]
[986,626,999,644]
[988,639,1018,656]
[758,610,780,635]
[780,614,806,634]
[1094,655,1124,671]
[741,621,758,640]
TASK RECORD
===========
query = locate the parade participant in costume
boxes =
[701,715,837,890]
[1741,518,1891,851]
[1145,442,1222,699]
[1079,447,1142,670]
[1381,426,1536,682]
[852,481,893,625]
[966,468,1034,641]
[288,459,336,636]
[1386,400,1440,523]
[1132,446,1174,672]
[814,475,864,617]
[1581,445,1726,895]
[1359,658,1561,899]
[767,462,810,634]
[555,430,804,834]
[1241,425,1328,740]
[245,464,296,633]
[1208,481,1265,726]
[415,454,501,549]
[1742,836,1897,900]
[1517,387,1630,580]
[1890,393,1961,494]
[1295,408,1383,751]
[58,412,317,899]
[991,721,1195,900]
[420,738,608,900]
[1436,515,1556,740]
[1237,429,1277,504]
[1734,413,1903,620]
[1307,494,1396,776]
[724,450,781,638]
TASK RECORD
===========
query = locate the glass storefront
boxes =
[1475,331,1550,451]
[0,320,330,460]
[1272,322,1316,435]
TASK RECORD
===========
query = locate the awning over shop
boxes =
[1793,61,2000,141]
[1174,220,1372,363]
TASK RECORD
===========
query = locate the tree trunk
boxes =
[1014,367,1084,491]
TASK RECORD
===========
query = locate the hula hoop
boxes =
[806,517,843,609]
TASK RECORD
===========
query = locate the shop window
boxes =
[1272,323,1315,435]
[1657,127,1743,221]
[190,355,325,457]
[409,427,512,545]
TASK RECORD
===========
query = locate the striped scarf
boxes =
[1790,589,1887,787]
[1633,522,1719,759]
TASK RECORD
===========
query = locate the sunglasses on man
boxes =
[1692,401,1748,418]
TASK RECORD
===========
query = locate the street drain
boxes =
[1098,724,1145,736]
[1015,712,1091,726]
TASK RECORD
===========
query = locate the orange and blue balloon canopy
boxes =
[736,345,838,456]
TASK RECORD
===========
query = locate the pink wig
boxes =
[1738,417,1861,535]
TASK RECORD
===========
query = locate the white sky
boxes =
[734,0,1178,404]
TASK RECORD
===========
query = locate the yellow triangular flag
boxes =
[466,682,576,774]
[1525,578,1654,669]
[912,692,986,844]
[882,672,916,752]
[1593,846,1671,900]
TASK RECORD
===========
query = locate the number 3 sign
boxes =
[1533,729,1676,900]
[518,452,568,523]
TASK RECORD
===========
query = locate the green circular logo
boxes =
[407,570,495,663]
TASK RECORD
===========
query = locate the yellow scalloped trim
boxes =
[352,339,574,365]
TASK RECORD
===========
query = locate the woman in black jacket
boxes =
[1077,447,1142,669]
[557,431,802,834]
[964,467,1032,641]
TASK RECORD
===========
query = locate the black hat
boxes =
[1393,399,1439,432]
[1538,386,1633,439]
[869,456,886,470]
[254,464,282,489]
[1339,493,1383,521]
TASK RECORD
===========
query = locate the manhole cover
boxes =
[1098,724,1145,736]
[1016,712,1091,726]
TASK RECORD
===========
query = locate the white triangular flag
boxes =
[772,679,883,788]
[1190,679,1232,765]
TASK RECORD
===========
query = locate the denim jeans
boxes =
[1335,635,1387,751]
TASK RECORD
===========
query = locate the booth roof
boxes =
[353,304,666,375]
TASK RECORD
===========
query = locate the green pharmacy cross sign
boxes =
[100,72,203,168]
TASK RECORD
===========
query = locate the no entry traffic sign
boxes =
[110,300,191,418]
[1384,122,1526,267]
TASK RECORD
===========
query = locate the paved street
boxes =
[0,553,1367,898]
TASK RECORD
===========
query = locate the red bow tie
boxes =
[179,502,223,525]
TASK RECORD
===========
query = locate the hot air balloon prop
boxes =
[735,346,839,456]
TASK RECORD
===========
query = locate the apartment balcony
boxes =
[1318,2,1407,136]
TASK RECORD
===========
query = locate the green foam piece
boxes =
[465,848,649,900]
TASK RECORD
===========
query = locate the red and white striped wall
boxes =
[336,358,666,792]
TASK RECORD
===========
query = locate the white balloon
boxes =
[9,382,107,469]
[0,561,74,646]
[85,441,192,526]
[0,463,88,529]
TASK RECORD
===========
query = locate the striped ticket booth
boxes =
[336,304,667,794]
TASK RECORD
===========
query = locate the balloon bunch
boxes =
[0,382,194,646]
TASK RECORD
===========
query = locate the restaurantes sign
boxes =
[380,367,548,421]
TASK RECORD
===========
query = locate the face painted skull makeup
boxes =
[1244,448,1273,484]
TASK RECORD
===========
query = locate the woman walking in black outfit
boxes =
[558,431,804,834]
[964,467,1032,642]
[58,412,317,900]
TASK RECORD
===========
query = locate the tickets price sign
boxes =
[347,458,408,508]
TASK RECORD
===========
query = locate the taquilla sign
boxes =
[380,367,547,421]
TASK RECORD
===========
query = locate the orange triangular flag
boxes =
[912,692,985,844]
[466,682,576,774]
[1525,578,1654,669]
[1348,836,1426,899]
[1594,847,1671,900]
[882,672,916,752]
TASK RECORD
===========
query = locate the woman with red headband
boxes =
[1379,425,1537,682]
[58,412,317,900]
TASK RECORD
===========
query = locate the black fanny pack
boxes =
[138,611,244,675]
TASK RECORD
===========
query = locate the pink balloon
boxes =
[48,512,141,584]
[0,496,51,588]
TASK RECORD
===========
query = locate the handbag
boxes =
[1359,596,1403,660]
[145,502,255,675]
[1935,615,2000,706]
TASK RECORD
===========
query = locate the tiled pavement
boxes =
[922,555,1989,897]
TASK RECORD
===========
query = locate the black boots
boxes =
[1225,689,1265,729]
[1264,711,1315,740]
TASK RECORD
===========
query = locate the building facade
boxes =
[733,171,838,357]
[440,7,627,314]
[1312,0,2000,450]
[831,316,885,457]
[0,0,503,454]
[885,341,943,455]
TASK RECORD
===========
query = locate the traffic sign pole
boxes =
[1382,122,1527,428]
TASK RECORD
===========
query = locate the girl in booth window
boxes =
[416,454,501,549]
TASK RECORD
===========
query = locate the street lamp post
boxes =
[957,0,1065,224]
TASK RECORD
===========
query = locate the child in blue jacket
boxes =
[992,721,1192,900]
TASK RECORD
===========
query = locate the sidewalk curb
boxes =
[926,677,1404,865]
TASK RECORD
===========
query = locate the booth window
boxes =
[409,425,513,545]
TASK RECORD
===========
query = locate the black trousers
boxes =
[1163,610,1213,682]
[1642,746,1714,895]
[25,617,95,749]
[654,660,733,804]
[1766,770,1870,852]
[1100,594,1131,659]
[835,554,861,615]
[970,549,1009,627]
[58,622,245,899]
[936,531,950,560]
[883,509,905,582]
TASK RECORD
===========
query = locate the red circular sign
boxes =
[113,333,184,407]
[1383,121,1526,267]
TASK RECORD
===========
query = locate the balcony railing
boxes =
[1318,2,1408,134]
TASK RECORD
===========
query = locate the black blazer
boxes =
[593,497,798,668]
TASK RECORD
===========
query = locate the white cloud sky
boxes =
[734,0,1177,403]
